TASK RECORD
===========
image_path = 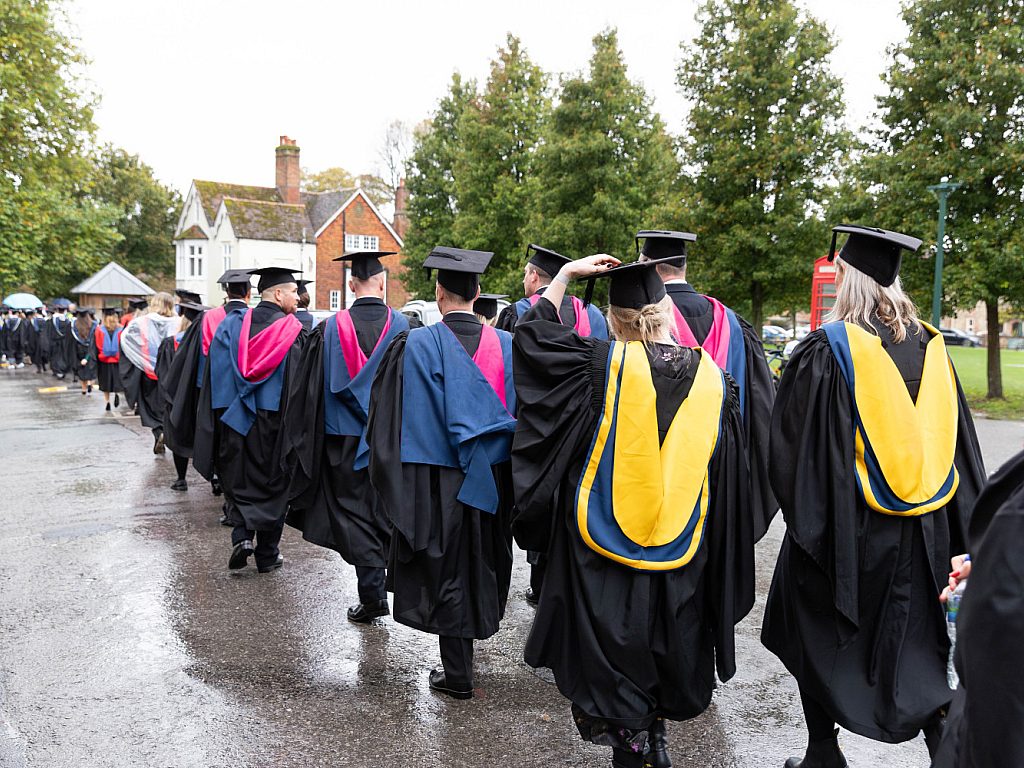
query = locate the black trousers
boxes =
[529,552,547,595]
[354,565,386,604]
[228,502,285,569]
[439,636,474,690]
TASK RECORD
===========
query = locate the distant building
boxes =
[173,136,409,309]
[943,302,1024,347]
[71,261,155,310]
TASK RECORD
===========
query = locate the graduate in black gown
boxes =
[67,308,98,393]
[366,246,516,699]
[473,293,506,326]
[294,280,315,331]
[46,305,70,378]
[157,300,207,491]
[164,269,253,506]
[287,252,409,622]
[637,230,778,537]
[120,293,181,453]
[92,308,124,411]
[761,225,986,768]
[497,245,610,605]
[206,267,306,573]
[3,310,27,368]
[512,255,755,768]
[930,448,1024,768]
[23,309,45,372]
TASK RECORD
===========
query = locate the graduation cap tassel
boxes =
[583,278,596,308]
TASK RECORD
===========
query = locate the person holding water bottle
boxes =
[932,448,1024,768]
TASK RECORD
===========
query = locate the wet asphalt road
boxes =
[0,369,1020,768]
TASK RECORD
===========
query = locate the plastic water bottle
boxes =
[946,578,968,689]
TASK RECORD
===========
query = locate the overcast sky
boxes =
[69,0,907,195]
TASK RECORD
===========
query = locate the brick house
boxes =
[173,136,409,310]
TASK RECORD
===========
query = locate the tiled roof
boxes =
[70,262,156,296]
[193,180,279,223]
[173,224,208,240]
[303,188,356,233]
[222,198,313,243]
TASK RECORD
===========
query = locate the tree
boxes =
[377,120,412,197]
[855,0,1024,399]
[678,0,850,328]
[528,29,679,303]
[302,166,356,193]
[400,75,475,298]
[451,35,550,296]
[90,146,181,285]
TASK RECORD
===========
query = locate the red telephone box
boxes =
[810,255,837,330]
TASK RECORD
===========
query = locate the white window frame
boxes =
[344,233,379,252]
[329,290,342,311]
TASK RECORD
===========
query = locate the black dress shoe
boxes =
[211,477,223,496]
[644,718,671,768]
[428,668,473,700]
[153,432,165,455]
[105,402,111,412]
[613,747,645,768]
[257,554,285,573]
[170,478,188,491]
[784,730,848,768]
[228,540,254,570]
[114,393,119,407]
[347,599,390,623]
[219,514,231,526]
[524,587,540,605]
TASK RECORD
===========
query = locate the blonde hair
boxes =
[607,295,676,344]
[827,258,921,343]
[179,314,193,333]
[148,292,175,317]
[103,312,119,331]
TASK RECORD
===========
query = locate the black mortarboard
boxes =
[584,257,683,310]
[828,224,922,288]
[128,298,149,310]
[217,268,253,287]
[175,289,202,304]
[334,250,392,280]
[525,244,571,277]
[296,279,313,295]
[75,306,93,316]
[636,230,697,268]
[249,267,300,293]
[178,301,209,321]
[102,307,118,317]
[423,247,494,301]
[473,293,508,320]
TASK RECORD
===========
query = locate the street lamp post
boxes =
[927,181,962,328]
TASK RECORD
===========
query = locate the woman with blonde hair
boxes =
[762,225,986,767]
[511,254,756,768]
[121,291,180,454]
[92,308,124,411]
[67,307,98,394]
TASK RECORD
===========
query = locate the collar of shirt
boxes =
[664,279,689,286]
[352,296,386,307]
[443,310,478,320]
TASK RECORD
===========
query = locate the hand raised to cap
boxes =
[559,254,622,280]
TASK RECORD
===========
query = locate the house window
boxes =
[344,267,387,308]
[344,233,379,252]
[222,243,232,272]
[329,290,342,311]
[188,244,204,277]
[966,317,975,332]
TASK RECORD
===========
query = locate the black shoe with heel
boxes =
[784,729,848,768]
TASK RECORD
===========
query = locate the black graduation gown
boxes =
[932,449,1024,768]
[0,318,8,359]
[511,298,755,730]
[286,297,391,567]
[4,317,26,362]
[23,317,40,364]
[46,316,70,374]
[214,301,305,531]
[366,313,514,640]
[761,325,986,744]
[155,335,178,404]
[295,309,314,332]
[667,282,778,537]
[495,285,593,334]
[66,322,97,381]
[91,327,123,393]
[162,318,204,458]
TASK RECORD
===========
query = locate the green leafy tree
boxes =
[528,29,679,303]
[853,0,1024,399]
[401,74,475,298]
[302,166,356,193]
[678,0,850,328]
[91,146,181,285]
[451,35,550,296]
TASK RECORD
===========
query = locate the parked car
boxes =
[794,325,811,340]
[400,298,510,327]
[762,325,791,343]
[940,327,981,347]
[308,310,334,327]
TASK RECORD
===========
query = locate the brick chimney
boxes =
[275,136,301,205]
[393,177,409,239]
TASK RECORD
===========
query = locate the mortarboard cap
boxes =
[101,307,118,317]
[334,250,392,280]
[423,247,494,301]
[296,279,313,295]
[249,267,300,293]
[526,244,571,278]
[216,268,253,287]
[128,298,148,311]
[74,306,93,316]
[583,257,683,310]
[636,230,697,268]
[473,293,508,320]
[175,289,202,304]
[828,224,922,288]
[178,301,209,321]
